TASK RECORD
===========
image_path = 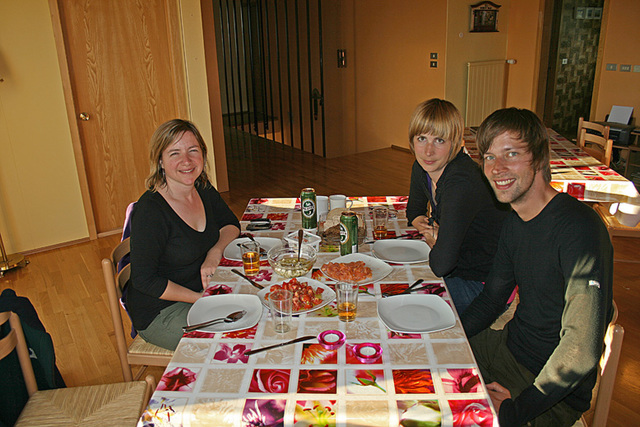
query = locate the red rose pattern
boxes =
[249,369,291,393]
[449,399,494,427]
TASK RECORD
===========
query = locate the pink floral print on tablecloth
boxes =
[441,368,481,393]
[267,212,288,221]
[449,399,494,426]
[242,399,286,426]
[157,367,198,392]
[301,343,337,364]
[241,213,263,221]
[203,284,232,296]
[213,343,250,364]
[297,370,337,393]
[249,369,291,393]
[222,324,258,339]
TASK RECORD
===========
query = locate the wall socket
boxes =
[620,64,632,72]
[605,63,617,71]
[634,65,640,73]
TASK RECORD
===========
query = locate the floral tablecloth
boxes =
[138,197,497,427]
[464,128,640,202]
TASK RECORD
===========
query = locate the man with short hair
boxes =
[461,108,613,426]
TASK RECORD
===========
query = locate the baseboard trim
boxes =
[391,144,411,153]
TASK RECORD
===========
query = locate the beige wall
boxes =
[592,0,640,122]
[445,0,511,117]
[0,1,88,253]
[505,0,544,110]
[353,0,447,152]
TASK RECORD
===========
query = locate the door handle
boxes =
[311,89,323,120]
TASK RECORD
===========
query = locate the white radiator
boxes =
[465,60,507,126]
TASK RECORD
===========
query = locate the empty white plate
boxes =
[377,294,455,333]
[187,294,262,333]
[372,239,430,264]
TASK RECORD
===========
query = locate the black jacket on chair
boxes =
[0,288,65,426]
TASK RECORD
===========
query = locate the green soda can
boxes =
[340,211,358,255]
[300,188,317,230]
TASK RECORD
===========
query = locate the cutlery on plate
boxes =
[382,279,424,297]
[244,335,317,356]
[236,242,267,256]
[383,283,441,297]
[364,234,416,244]
[182,309,246,333]
[231,268,265,290]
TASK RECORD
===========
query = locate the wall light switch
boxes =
[430,61,438,68]
[430,52,438,60]
[620,64,632,72]
[606,63,617,71]
[633,65,640,73]
[562,58,568,65]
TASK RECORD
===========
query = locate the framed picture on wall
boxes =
[575,7,586,20]
[470,1,501,33]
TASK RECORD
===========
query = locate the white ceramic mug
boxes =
[316,195,329,217]
[329,194,353,210]
[609,202,640,227]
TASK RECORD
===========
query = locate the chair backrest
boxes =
[0,312,38,397]
[580,129,613,167]
[578,117,610,147]
[589,322,624,426]
[102,243,134,381]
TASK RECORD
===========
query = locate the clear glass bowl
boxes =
[267,244,317,278]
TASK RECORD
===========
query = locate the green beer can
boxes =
[300,188,317,230]
[340,211,358,255]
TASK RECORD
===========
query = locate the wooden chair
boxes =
[577,117,610,146]
[574,302,625,427]
[102,238,173,382]
[0,311,156,426]
[579,129,613,167]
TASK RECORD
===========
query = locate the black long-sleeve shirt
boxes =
[128,184,240,330]
[406,150,509,281]
[462,193,614,426]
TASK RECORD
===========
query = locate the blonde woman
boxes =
[406,99,509,314]
[128,119,240,350]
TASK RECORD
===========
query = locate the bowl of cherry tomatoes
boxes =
[258,277,335,314]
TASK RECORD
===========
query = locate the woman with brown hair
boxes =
[128,119,240,350]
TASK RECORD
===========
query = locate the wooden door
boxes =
[56,0,187,234]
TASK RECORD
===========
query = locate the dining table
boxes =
[137,196,498,427]
[463,128,640,203]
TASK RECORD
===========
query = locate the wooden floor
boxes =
[1,129,638,425]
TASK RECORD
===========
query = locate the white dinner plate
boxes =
[377,294,455,333]
[320,253,393,284]
[223,237,282,261]
[257,278,335,314]
[187,294,262,333]
[372,239,430,264]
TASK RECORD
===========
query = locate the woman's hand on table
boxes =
[412,215,439,248]
[200,224,241,288]
[486,381,511,413]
